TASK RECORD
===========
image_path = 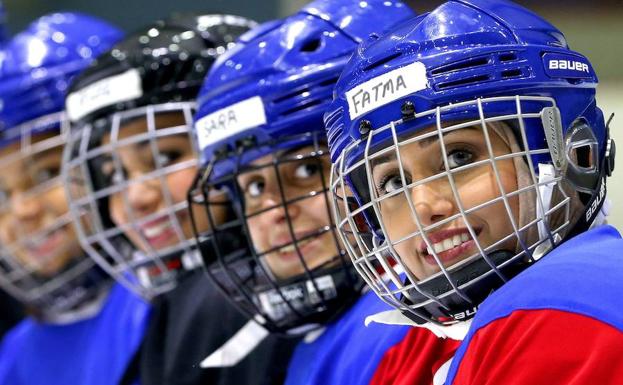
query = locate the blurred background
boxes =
[3,0,622,227]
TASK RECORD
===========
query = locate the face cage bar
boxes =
[0,112,103,313]
[188,132,360,332]
[330,95,571,324]
[62,102,201,299]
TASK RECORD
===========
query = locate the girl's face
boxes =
[370,123,520,280]
[102,112,226,254]
[236,145,339,280]
[0,134,81,276]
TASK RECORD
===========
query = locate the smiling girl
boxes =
[327,1,621,384]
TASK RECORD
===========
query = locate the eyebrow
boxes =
[369,126,480,168]
[31,147,62,162]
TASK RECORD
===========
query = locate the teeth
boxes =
[426,233,472,255]
[433,243,442,254]
[26,229,60,250]
[276,237,313,254]
[452,235,462,247]
[443,238,453,251]
[143,221,172,238]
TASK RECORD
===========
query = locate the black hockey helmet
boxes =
[63,13,257,299]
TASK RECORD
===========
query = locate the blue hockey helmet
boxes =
[190,0,416,333]
[327,0,613,325]
[0,13,122,321]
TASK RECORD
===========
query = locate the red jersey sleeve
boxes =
[369,327,461,385]
[451,309,623,385]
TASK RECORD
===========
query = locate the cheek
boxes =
[47,185,69,214]
[166,167,196,203]
[302,194,332,226]
[109,195,126,225]
[458,163,519,230]
[246,215,266,249]
[379,198,413,240]
[458,162,517,207]
[0,214,11,242]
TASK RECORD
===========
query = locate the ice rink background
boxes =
[4,0,622,228]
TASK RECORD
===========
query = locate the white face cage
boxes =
[63,102,203,299]
[330,95,581,325]
[0,112,107,321]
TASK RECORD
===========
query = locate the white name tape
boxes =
[66,69,143,122]
[345,61,428,120]
[195,96,267,151]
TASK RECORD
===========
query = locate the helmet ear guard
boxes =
[563,113,615,239]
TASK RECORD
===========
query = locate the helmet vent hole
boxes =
[437,75,491,90]
[501,69,522,79]
[300,38,322,52]
[364,53,401,71]
[573,144,594,169]
[319,77,340,87]
[280,99,322,116]
[431,56,490,75]
[499,53,517,62]
[273,87,310,103]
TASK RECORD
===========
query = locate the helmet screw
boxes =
[214,145,228,159]
[359,120,372,136]
[401,100,416,120]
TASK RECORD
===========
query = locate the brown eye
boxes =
[294,162,320,179]
[155,150,182,167]
[377,172,410,196]
[246,179,265,198]
[34,165,60,184]
[446,149,474,169]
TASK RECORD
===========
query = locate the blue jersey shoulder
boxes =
[285,290,409,385]
[447,225,623,384]
[470,225,623,332]
[0,282,150,385]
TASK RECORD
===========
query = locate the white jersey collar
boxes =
[365,309,471,341]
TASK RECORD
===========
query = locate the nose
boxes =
[257,180,301,226]
[409,181,454,227]
[126,177,161,216]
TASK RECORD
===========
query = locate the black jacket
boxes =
[123,270,298,385]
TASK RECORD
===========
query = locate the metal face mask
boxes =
[190,131,360,334]
[0,114,110,321]
[64,102,212,297]
[331,96,587,325]
[62,13,257,299]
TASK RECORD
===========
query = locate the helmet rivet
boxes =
[359,120,372,136]
[401,100,416,120]
[214,145,228,159]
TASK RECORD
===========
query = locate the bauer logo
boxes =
[195,96,267,151]
[66,69,143,122]
[345,61,428,120]
[543,53,593,79]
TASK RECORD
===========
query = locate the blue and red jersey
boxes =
[284,289,462,385]
[446,225,623,385]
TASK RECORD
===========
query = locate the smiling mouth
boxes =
[140,216,182,248]
[24,227,66,259]
[420,228,482,266]
[274,237,316,255]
